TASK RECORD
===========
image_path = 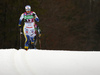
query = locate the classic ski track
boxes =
[14,50,35,75]
[0,49,100,75]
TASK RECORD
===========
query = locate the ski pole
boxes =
[39,37,41,49]
[20,29,22,49]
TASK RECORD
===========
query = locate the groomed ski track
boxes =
[0,49,100,75]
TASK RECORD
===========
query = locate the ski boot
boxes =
[25,46,28,51]
[31,42,36,49]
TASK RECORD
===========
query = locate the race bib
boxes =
[24,15,34,22]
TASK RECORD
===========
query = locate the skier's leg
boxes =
[30,37,36,49]
[29,27,36,49]
[24,35,30,50]
[23,25,30,50]
[28,38,31,49]
[34,36,37,48]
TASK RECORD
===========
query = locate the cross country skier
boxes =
[18,5,40,50]
[29,24,41,49]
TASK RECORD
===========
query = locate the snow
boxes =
[0,49,100,75]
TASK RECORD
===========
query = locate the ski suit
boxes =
[19,11,39,49]
[28,24,41,49]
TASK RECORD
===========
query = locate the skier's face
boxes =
[26,10,31,14]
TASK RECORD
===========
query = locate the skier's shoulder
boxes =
[31,11,36,14]
[23,12,27,15]
[21,12,25,16]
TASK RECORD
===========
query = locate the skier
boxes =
[18,5,40,50]
[29,24,41,49]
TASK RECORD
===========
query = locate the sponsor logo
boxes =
[24,15,34,19]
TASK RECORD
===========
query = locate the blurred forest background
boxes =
[0,0,100,51]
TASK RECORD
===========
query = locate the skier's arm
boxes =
[37,26,41,38]
[18,13,24,28]
[33,12,39,22]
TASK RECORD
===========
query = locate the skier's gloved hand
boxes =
[18,24,21,29]
[39,34,41,38]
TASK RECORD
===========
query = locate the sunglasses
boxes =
[26,9,31,11]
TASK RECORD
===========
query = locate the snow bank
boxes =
[0,49,100,75]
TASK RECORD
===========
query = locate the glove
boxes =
[18,24,21,29]
[39,34,41,38]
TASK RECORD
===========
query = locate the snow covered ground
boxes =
[0,49,100,75]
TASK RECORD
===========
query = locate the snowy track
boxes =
[0,49,100,75]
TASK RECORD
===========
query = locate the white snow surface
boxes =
[0,49,100,75]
